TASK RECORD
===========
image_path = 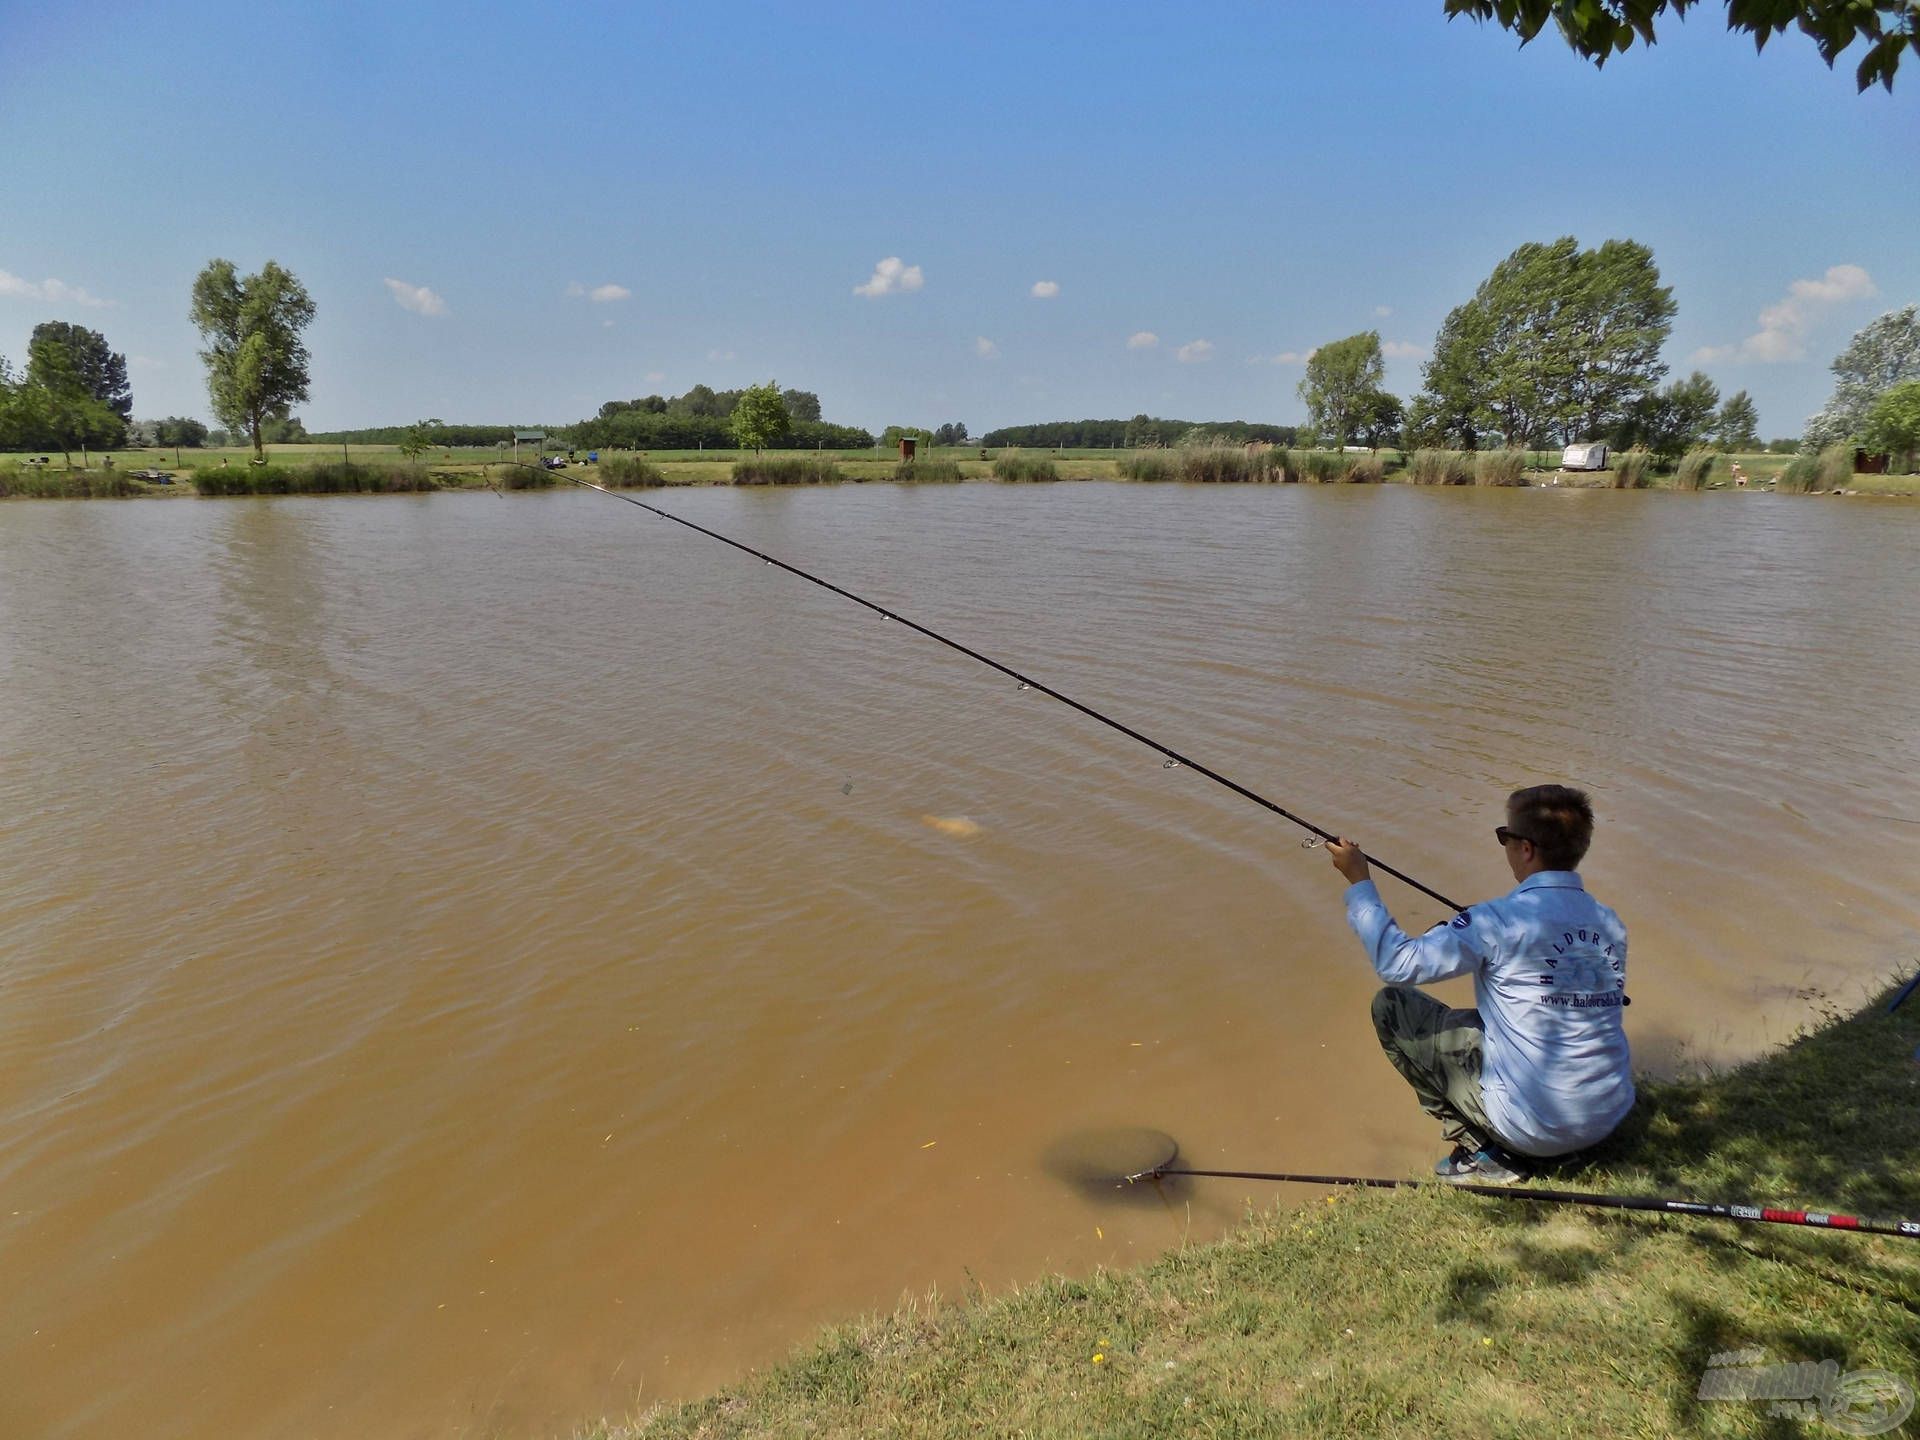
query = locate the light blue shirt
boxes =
[1345,871,1634,1157]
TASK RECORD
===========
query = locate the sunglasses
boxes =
[1494,825,1538,848]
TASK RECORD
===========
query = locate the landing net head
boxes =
[1041,1127,1180,1197]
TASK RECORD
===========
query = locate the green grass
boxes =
[588,986,1920,1439]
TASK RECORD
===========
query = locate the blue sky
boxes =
[2,1,1914,437]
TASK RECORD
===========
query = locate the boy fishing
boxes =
[1326,784,1633,1185]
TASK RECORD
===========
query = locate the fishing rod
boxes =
[492,460,1464,912]
[1134,1164,1920,1241]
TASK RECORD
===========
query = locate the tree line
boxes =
[980,417,1299,448]
[1293,235,1916,462]
[10,245,1913,472]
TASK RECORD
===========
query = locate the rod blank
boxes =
[533,465,1464,913]
[1143,1167,1920,1240]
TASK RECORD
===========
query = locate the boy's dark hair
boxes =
[1507,784,1594,870]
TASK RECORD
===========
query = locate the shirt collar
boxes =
[1514,870,1585,895]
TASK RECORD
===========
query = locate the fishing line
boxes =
[501,461,1463,912]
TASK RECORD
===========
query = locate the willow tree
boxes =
[189,259,315,460]
[1415,237,1674,448]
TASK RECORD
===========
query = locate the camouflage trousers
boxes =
[1370,986,1499,1153]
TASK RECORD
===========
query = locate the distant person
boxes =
[1324,784,1632,1185]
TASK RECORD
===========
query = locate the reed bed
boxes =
[1181,445,1285,483]
[1610,449,1652,489]
[1119,453,1176,482]
[1817,442,1856,490]
[191,461,440,495]
[1474,450,1528,487]
[1777,454,1822,492]
[1297,452,1349,483]
[1344,454,1385,483]
[0,466,143,498]
[1671,449,1718,492]
[991,456,1058,482]
[498,463,557,489]
[597,455,668,487]
[892,459,963,482]
[731,457,844,485]
[1410,449,1474,485]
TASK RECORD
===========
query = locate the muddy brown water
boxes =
[2,484,1917,1438]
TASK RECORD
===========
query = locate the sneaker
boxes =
[1434,1144,1527,1186]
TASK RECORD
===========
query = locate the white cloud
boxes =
[384,278,447,317]
[975,336,999,359]
[1692,263,1876,364]
[1374,305,1393,318]
[1126,331,1158,350]
[0,268,112,308]
[129,354,167,371]
[1176,339,1214,364]
[1249,350,1309,366]
[853,256,924,297]
[601,319,615,328]
[645,371,666,383]
[1382,339,1425,359]
[566,281,630,303]
[707,348,737,362]
[1030,280,1060,299]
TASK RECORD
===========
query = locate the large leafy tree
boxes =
[1560,240,1677,439]
[781,388,823,423]
[1298,331,1386,447]
[24,332,125,464]
[729,380,792,452]
[29,322,131,435]
[1444,1,1918,91]
[0,356,28,451]
[1714,390,1761,450]
[1614,370,1722,459]
[1415,237,1674,447]
[1355,389,1405,451]
[151,416,210,448]
[1803,305,1920,450]
[1863,379,1920,470]
[189,258,316,459]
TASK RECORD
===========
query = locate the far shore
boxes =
[3,444,1916,499]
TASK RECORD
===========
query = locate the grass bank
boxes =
[588,986,1920,1438]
